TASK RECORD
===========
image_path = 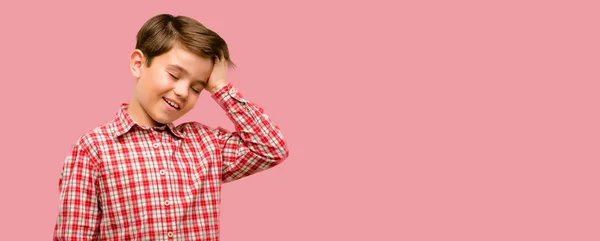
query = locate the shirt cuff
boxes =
[211,83,248,109]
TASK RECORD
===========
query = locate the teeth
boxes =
[164,98,180,109]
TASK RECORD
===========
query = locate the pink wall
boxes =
[0,0,598,240]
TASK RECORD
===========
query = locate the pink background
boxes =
[1,0,599,240]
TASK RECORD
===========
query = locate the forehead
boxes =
[155,44,213,73]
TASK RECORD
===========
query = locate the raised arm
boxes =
[211,83,289,183]
[205,54,289,183]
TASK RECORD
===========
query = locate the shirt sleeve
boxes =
[211,83,290,183]
[53,141,101,240]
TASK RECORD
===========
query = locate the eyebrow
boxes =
[167,64,207,85]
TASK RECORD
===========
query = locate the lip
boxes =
[163,97,182,110]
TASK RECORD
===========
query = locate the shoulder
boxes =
[69,122,115,156]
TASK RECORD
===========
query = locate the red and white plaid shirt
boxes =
[53,83,289,240]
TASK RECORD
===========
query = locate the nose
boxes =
[173,81,189,100]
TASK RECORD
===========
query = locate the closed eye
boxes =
[168,72,179,80]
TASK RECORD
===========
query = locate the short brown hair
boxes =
[135,14,235,68]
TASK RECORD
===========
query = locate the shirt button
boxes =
[167,232,174,238]
[164,200,170,206]
[159,170,166,175]
[153,143,160,148]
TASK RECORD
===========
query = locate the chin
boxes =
[154,116,174,125]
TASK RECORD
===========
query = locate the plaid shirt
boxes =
[53,83,289,240]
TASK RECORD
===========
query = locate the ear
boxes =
[129,49,145,80]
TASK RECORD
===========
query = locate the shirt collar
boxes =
[112,103,186,139]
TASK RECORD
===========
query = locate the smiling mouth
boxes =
[163,97,181,110]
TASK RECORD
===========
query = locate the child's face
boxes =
[130,43,213,126]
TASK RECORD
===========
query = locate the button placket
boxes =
[162,133,177,236]
[158,134,179,179]
[151,126,169,149]
[160,132,181,239]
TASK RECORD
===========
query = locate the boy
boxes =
[53,14,289,240]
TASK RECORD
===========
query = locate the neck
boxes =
[127,97,160,127]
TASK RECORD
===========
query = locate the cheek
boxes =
[156,80,173,92]
[144,73,172,93]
